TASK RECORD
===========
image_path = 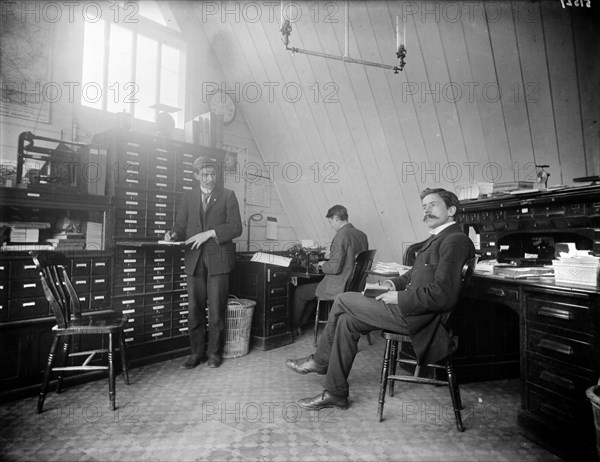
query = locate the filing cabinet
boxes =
[229,260,292,350]
[520,287,599,458]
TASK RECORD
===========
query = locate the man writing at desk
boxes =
[292,205,368,337]
[286,188,475,410]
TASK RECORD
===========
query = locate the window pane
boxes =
[81,20,105,109]
[107,24,132,113]
[160,44,182,127]
[135,35,158,122]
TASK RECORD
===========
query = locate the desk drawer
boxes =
[527,352,594,402]
[89,291,109,311]
[267,267,289,284]
[143,329,171,342]
[526,295,593,334]
[267,318,290,336]
[528,328,595,371]
[468,280,520,307]
[526,384,590,428]
[267,284,288,299]
[267,301,288,321]
[9,297,49,320]
[10,279,45,299]
[10,260,38,280]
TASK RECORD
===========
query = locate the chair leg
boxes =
[55,337,71,394]
[446,358,465,432]
[37,335,60,413]
[365,332,373,345]
[378,339,393,422]
[119,330,130,386]
[108,333,116,411]
[313,299,321,347]
[389,340,398,397]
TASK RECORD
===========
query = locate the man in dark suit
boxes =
[286,188,475,410]
[292,205,368,336]
[164,156,242,369]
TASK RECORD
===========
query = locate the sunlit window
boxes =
[80,5,185,128]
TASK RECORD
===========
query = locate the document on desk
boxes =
[250,251,292,267]
[157,240,186,246]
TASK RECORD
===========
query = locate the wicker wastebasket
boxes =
[586,385,600,458]
[222,297,256,359]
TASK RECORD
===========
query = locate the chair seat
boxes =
[53,312,128,335]
[381,330,411,343]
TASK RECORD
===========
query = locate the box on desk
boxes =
[552,260,599,288]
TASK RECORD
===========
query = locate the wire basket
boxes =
[223,296,256,359]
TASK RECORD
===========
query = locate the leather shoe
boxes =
[285,355,327,375]
[207,354,222,368]
[298,390,348,410]
[180,354,205,369]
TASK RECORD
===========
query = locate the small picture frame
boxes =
[224,150,238,172]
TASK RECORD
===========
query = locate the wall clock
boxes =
[208,91,236,125]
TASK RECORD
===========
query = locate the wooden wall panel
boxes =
[541,1,586,185]
[192,0,598,263]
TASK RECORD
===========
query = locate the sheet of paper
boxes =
[266,217,278,240]
[301,239,314,248]
[250,251,292,267]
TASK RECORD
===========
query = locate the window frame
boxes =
[80,5,187,129]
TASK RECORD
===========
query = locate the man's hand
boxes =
[376,290,398,305]
[185,231,215,249]
[164,231,177,241]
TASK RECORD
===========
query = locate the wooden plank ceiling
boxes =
[178,0,599,262]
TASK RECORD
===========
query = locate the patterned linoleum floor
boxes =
[0,331,562,462]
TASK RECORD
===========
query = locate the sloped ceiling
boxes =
[175,0,599,262]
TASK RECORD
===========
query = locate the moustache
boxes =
[423,214,438,221]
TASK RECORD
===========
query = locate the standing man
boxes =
[292,205,368,336]
[164,156,242,369]
[286,188,475,409]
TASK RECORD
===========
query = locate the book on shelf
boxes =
[10,228,39,243]
[362,282,390,298]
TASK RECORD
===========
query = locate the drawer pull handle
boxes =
[270,305,286,313]
[24,265,36,270]
[23,283,37,288]
[539,371,575,390]
[271,322,286,331]
[486,288,505,297]
[538,306,573,321]
[538,339,573,356]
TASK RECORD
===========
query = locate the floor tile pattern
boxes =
[1,331,562,461]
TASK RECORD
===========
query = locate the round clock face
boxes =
[209,91,236,125]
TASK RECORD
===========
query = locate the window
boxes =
[81,4,185,128]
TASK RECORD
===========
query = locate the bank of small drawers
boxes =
[1,256,111,322]
[113,246,187,344]
[524,288,598,432]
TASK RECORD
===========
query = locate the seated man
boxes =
[285,188,475,410]
[292,205,368,336]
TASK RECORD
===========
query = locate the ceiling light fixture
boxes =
[280,1,406,73]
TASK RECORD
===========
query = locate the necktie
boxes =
[202,193,210,211]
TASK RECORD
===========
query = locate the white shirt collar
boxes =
[429,221,456,235]
[200,187,213,195]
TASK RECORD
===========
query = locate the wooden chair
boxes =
[313,249,377,347]
[32,251,130,413]
[377,256,477,431]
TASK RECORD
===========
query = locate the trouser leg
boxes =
[187,272,208,356]
[206,272,229,357]
[313,292,409,398]
[292,283,318,329]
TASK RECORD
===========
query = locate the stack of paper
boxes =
[371,262,410,275]
[84,221,104,251]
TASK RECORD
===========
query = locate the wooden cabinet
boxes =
[229,260,292,350]
[0,188,112,396]
[519,286,599,460]
[92,128,225,366]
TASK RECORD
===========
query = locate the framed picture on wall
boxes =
[222,143,247,173]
